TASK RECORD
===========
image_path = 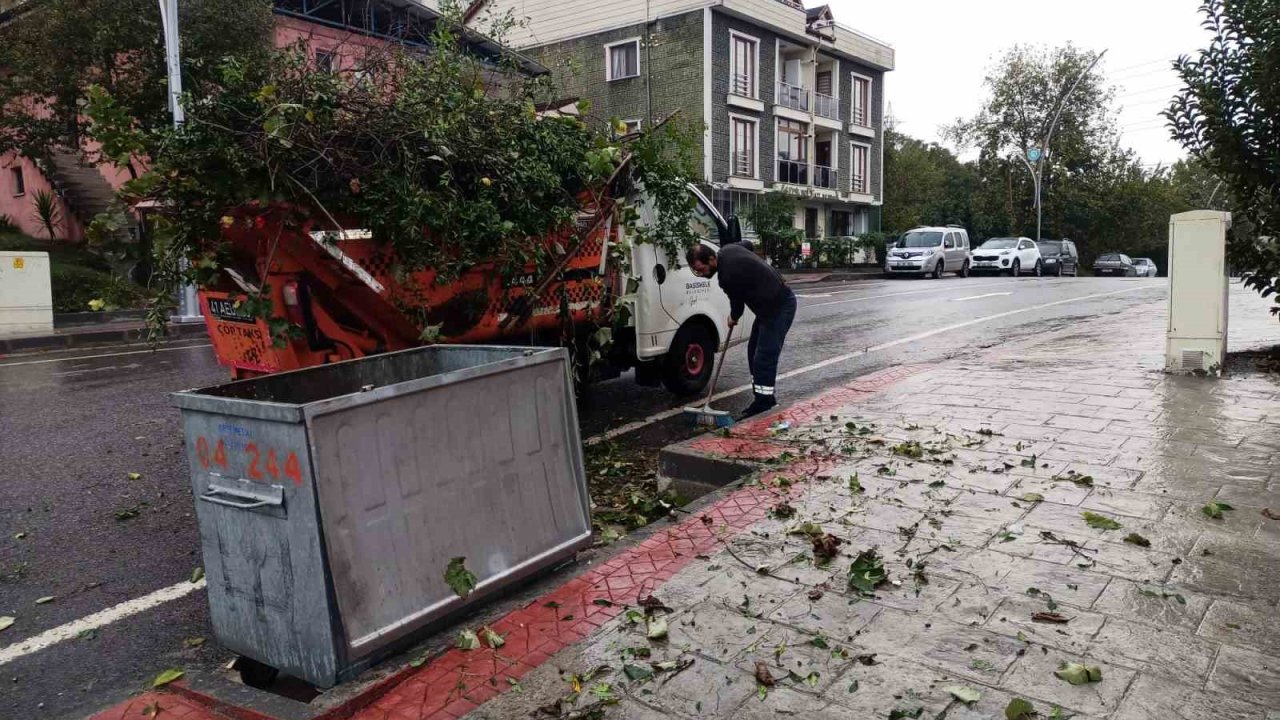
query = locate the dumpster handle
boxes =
[201,481,284,510]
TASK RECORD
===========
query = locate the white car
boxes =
[971,237,1044,276]
[1132,258,1158,277]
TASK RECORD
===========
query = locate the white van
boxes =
[885,226,972,278]
[618,184,755,395]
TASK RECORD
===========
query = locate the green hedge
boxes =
[0,233,144,312]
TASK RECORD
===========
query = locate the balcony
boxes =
[776,81,810,113]
[814,92,839,121]
[814,164,837,189]
[776,159,808,185]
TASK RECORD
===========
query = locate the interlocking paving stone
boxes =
[1208,644,1280,707]
[1113,672,1270,720]
[997,647,1136,716]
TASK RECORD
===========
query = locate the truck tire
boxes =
[663,322,716,396]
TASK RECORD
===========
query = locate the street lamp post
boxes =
[1020,49,1108,242]
[158,0,202,323]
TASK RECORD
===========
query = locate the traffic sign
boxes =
[1027,148,1042,163]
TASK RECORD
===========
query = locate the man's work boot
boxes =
[740,392,777,419]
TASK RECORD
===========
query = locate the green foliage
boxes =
[0,214,17,234]
[48,264,143,313]
[882,127,974,233]
[1167,0,1280,317]
[855,231,894,265]
[444,557,478,599]
[743,191,803,266]
[85,9,697,337]
[30,190,61,240]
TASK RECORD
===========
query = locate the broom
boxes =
[683,324,735,427]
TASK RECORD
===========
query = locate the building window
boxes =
[9,167,24,197]
[729,115,757,178]
[315,50,337,74]
[615,119,642,138]
[851,142,870,194]
[777,118,808,185]
[851,74,872,127]
[730,31,758,98]
[606,39,640,81]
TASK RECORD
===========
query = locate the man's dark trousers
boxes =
[746,288,797,399]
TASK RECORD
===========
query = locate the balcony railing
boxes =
[852,171,868,194]
[776,158,808,185]
[814,164,837,189]
[732,150,754,177]
[731,73,754,98]
[851,104,869,127]
[814,92,839,120]
[776,81,810,112]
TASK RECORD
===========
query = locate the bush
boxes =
[857,231,895,266]
[48,264,143,313]
[0,214,17,233]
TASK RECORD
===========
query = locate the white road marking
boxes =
[0,343,212,369]
[0,579,207,666]
[800,281,1017,309]
[954,292,1014,301]
[796,292,834,299]
[585,285,1152,445]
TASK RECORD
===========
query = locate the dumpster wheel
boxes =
[235,656,280,689]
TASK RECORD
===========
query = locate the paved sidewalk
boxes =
[89,285,1280,720]
[0,318,207,355]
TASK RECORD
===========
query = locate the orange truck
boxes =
[198,184,753,395]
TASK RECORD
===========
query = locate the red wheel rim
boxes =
[684,344,706,376]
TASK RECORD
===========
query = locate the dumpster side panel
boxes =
[179,411,341,686]
[309,356,591,656]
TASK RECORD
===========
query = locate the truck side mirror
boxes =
[722,216,743,245]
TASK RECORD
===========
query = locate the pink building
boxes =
[0,0,541,242]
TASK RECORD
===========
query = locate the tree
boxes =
[881,126,974,233]
[0,0,273,162]
[743,191,803,267]
[1167,0,1280,309]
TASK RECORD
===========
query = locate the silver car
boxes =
[1132,258,1158,277]
[885,226,973,279]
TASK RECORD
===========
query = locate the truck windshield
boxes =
[897,231,943,248]
[689,193,721,242]
[980,238,1019,250]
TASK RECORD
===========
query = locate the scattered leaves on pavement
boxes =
[1262,508,1280,520]
[127,472,142,481]
[946,685,981,704]
[191,567,205,583]
[456,629,481,650]
[1139,587,1187,604]
[1202,500,1234,520]
[152,668,184,687]
[1082,511,1122,530]
[1054,661,1102,685]
[848,549,889,595]
[1005,698,1036,720]
[854,653,879,666]
[970,659,996,672]
[409,652,430,668]
[645,615,668,640]
[1020,454,1037,468]
[808,588,824,601]
[1123,533,1151,547]
[114,504,145,522]
[182,637,204,648]
[892,441,925,460]
[754,661,776,687]
[1026,587,1059,610]
[622,664,653,681]
[1059,471,1094,487]
[848,475,864,493]
[1021,492,1045,503]
[889,706,924,719]
[35,596,54,604]
[141,702,163,718]
[78,628,98,641]
[444,557,477,599]
[811,533,843,565]
[769,502,796,520]
[481,626,505,649]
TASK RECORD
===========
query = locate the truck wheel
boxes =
[663,323,716,396]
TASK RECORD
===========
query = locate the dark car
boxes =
[1093,253,1136,277]
[1037,239,1080,276]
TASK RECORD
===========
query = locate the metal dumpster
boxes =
[171,345,591,687]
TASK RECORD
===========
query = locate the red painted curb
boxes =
[86,364,921,720]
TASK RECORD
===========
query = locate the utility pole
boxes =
[1022,48,1108,242]
[159,0,202,322]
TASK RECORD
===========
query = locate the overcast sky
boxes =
[829,0,1212,168]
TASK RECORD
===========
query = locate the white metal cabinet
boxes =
[1166,210,1231,374]
[0,251,54,337]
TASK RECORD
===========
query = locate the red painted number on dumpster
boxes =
[194,435,302,485]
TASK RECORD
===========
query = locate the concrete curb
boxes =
[0,322,207,355]
[782,269,885,284]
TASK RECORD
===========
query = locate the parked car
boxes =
[1036,239,1080,276]
[1132,257,1158,277]
[971,237,1044,276]
[1093,253,1136,276]
[885,226,972,279]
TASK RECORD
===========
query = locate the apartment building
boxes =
[470,0,894,239]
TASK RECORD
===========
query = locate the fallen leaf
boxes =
[646,615,668,640]
[848,475,864,494]
[35,596,54,605]
[480,627,505,649]
[13,532,25,540]
[946,685,981,704]
[623,664,653,681]
[1202,501,1234,520]
[152,668,184,688]
[1054,661,1102,685]
[807,588,824,601]
[2,616,19,632]
[769,502,796,519]
[854,653,878,666]
[1021,493,1045,503]
[444,557,478,599]
[1005,698,1036,720]
[847,679,859,693]
[754,661,776,687]
[847,549,889,595]
[1082,511,1122,530]
[889,706,924,719]
[1123,533,1151,547]
[409,653,430,668]
[141,702,162,718]
[182,637,204,648]
[638,595,672,613]
[1263,508,1280,520]
[810,635,830,649]
[127,472,142,481]
[1032,612,1071,624]
[78,628,98,641]
[757,683,768,700]
[456,629,481,650]
[812,533,843,565]
[191,567,205,584]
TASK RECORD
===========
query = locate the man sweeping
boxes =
[687,243,797,418]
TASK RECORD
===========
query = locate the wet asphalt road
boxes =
[0,274,1166,719]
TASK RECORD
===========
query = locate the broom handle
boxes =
[702,322,734,405]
